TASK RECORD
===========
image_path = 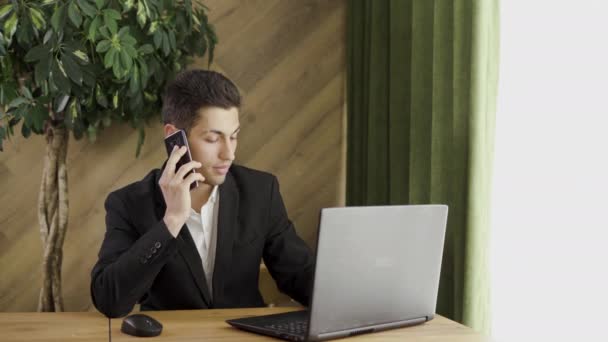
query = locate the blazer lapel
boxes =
[152,162,213,307]
[176,227,213,307]
[212,171,239,306]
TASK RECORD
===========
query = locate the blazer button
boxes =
[146,254,152,259]
[155,242,162,249]
[150,247,157,254]
[140,257,147,264]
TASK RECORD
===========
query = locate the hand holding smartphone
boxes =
[164,130,199,190]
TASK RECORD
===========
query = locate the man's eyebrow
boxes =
[202,127,241,136]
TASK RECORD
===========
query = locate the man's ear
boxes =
[163,124,178,137]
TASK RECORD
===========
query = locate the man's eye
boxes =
[230,136,238,141]
[206,139,219,143]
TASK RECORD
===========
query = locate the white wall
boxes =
[491,1,608,341]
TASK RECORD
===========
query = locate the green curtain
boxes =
[347,0,499,333]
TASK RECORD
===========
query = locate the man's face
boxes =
[182,106,240,186]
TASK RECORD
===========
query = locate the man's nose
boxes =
[220,140,235,161]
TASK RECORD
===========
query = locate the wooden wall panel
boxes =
[0,0,346,311]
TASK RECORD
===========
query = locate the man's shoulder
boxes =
[229,164,278,192]
[230,164,275,181]
[106,168,161,204]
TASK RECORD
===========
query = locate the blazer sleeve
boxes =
[90,192,178,318]
[262,176,315,306]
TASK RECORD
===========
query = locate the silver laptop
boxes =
[226,205,448,341]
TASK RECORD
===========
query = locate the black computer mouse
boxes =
[121,313,163,337]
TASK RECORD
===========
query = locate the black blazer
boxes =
[90,164,314,318]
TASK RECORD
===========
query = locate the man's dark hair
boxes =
[161,69,241,133]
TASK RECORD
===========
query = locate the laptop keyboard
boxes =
[264,319,308,335]
[231,310,309,338]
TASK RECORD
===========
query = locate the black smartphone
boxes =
[164,129,199,190]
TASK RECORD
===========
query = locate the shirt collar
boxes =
[189,185,220,215]
[208,185,219,204]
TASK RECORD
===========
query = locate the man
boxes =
[91,70,314,318]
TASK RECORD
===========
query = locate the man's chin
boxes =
[203,175,226,186]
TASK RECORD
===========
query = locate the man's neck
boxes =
[190,183,214,213]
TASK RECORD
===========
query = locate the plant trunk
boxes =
[37,125,69,312]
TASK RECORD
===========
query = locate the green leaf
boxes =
[0,4,13,20]
[162,31,170,56]
[35,56,51,84]
[118,26,129,38]
[99,26,111,39]
[88,16,101,41]
[122,34,136,46]
[106,17,117,35]
[103,48,117,68]
[8,97,29,109]
[77,0,97,18]
[51,4,67,32]
[61,54,83,85]
[55,95,70,113]
[184,0,192,19]
[0,83,18,105]
[82,66,95,87]
[138,44,153,55]
[112,91,119,108]
[29,7,46,31]
[95,84,108,107]
[3,11,18,42]
[123,0,135,11]
[119,48,132,71]
[138,60,149,87]
[148,21,158,34]
[21,87,33,100]
[143,0,153,20]
[129,64,140,94]
[28,104,49,132]
[112,57,122,78]
[94,0,106,10]
[153,30,161,49]
[24,45,49,62]
[103,9,121,20]
[168,30,176,50]
[136,1,146,28]
[143,91,156,102]
[124,44,137,58]
[43,29,53,44]
[72,50,90,64]
[64,40,84,53]
[68,99,79,120]
[95,39,111,53]
[50,60,71,93]
[68,2,83,27]
[21,122,32,138]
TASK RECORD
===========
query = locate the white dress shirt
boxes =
[185,185,219,298]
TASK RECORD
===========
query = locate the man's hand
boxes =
[159,145,205,237]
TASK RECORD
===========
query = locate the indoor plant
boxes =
[0,0,217,311]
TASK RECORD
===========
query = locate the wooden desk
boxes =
[0,311,108,342]
[110,307,494,341]
[0,308,492,341]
